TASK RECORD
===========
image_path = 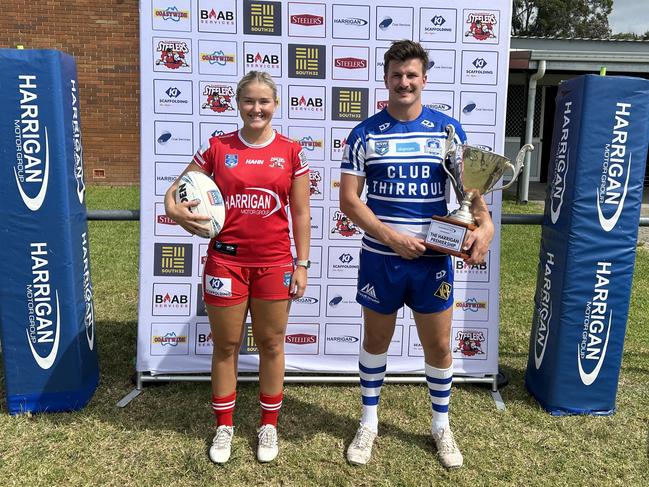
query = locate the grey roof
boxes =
[511,36,649,73]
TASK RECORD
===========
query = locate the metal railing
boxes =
[87,210,649,226]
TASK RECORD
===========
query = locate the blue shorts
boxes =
[356,250,454,315]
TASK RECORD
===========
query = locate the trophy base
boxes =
[424,215,476,260]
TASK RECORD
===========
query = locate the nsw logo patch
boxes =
[224,154,238,168]
[374,140,389,155]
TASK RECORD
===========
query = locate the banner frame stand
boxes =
[137,0,512,382]
[116,371,504,410]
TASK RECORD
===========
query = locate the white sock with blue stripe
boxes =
[425,363,453,433]
[359,346,387,433]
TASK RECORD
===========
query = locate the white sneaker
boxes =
[208,425,233,464]
[257,424,279,463]
[432,426,463,469]
[346,424,377,465]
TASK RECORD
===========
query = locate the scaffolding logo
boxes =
[472,58,487,69]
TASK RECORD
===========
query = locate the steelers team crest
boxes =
[309,170,322,196]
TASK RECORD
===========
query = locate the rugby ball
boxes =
[175,171,225,238]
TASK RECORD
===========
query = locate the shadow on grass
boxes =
[0,319,137,415]
[0,318,544,456]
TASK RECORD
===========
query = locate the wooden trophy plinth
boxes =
[424,215,476,260]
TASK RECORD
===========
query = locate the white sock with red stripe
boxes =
[260,391,283,427]
[212,391,236,427]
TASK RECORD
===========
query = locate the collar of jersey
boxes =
[383,106,428,126]
[237,129,276,148]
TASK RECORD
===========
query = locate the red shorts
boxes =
[203,259,294,306]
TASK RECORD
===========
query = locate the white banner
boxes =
[138,0,512,376]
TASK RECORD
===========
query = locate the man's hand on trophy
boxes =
[461,195,494,264]
[462,219,494,265]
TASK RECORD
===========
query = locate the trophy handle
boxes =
[441,124,461,192]
[486,143,534,194]
[444,124,456,155]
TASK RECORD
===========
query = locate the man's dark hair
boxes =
[383,40,428,77]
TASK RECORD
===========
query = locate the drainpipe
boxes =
[519,59,546,203]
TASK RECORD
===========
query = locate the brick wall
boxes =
[1,0,140,185]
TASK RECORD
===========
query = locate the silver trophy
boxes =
[425,125,534,258]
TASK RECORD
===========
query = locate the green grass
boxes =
[0,189,647,486]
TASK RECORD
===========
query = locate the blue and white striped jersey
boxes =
[341,107,466,256]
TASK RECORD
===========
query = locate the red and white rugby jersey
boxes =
[193,130,309,266]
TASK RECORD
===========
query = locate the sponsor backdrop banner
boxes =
[138,0,512,376]
[0,49,99,414]
[526,75,649,414]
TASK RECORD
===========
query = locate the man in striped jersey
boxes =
[340,40,494,469]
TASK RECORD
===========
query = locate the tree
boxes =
[609,32,639,40]
[512,0,613,38]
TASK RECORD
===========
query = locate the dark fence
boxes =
[86,210,649,226]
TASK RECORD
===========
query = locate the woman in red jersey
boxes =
[165,71,311,464]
